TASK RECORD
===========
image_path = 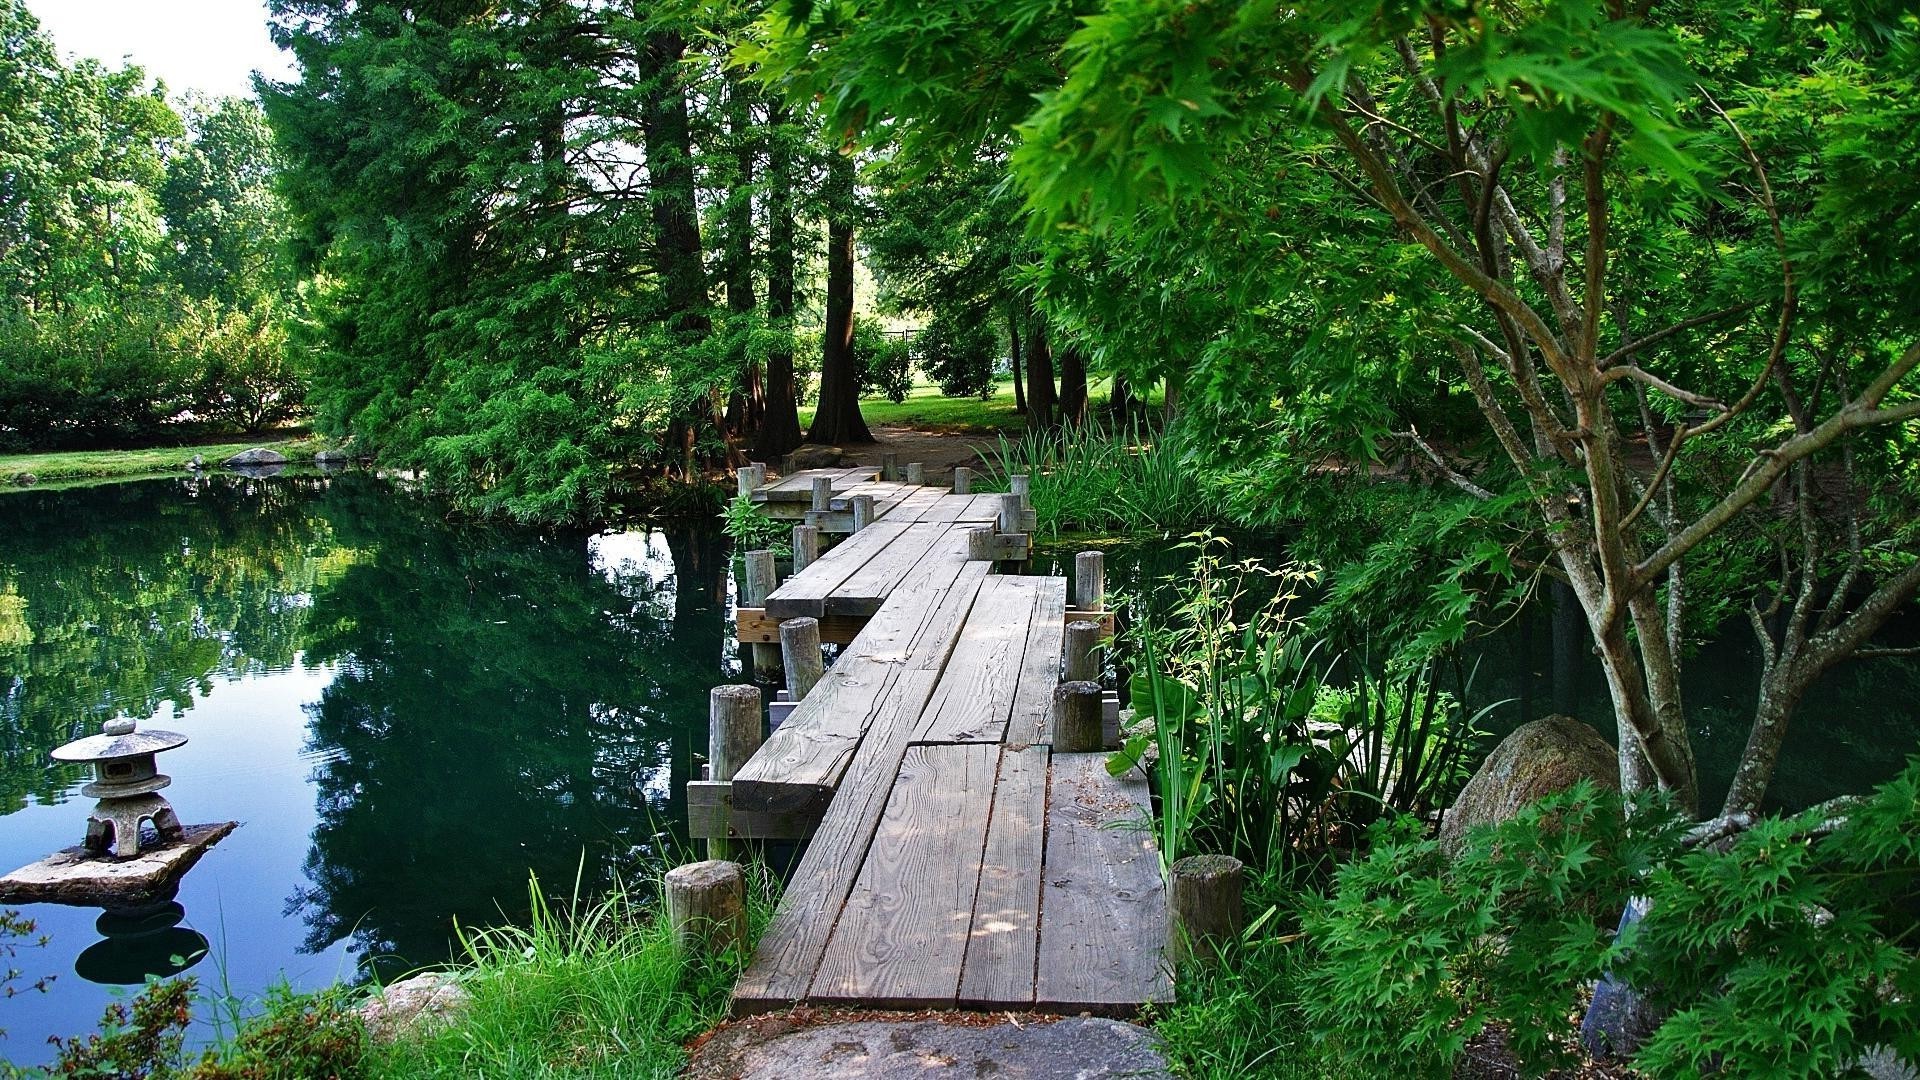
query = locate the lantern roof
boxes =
[50,719,188,764]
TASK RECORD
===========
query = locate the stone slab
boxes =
[0,822,237,906]
[686,1016,1172,1080]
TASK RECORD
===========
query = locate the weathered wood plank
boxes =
[915,576,1042,743]
[1034,753,1172,1014]
[763,520,910,618]
[733,564,992,1012]
[1005,577,1068,746]
[686,779,818,840]
[755,467,876,502]
[827,522,965,616]
[735,608,866,645]
[809,743,999,1007]
[958,744,1048,1008]
[732,559,987,817]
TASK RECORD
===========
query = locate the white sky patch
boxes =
[26,0,297,101]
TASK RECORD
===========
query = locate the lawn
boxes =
[799,376,1146,436]
[0,433,325,489]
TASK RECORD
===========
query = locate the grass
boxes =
[0,433,326,489]
[24,868,773,1080]
[798,375,1157,436]
[980,416,1224,536]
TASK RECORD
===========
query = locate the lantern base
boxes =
[85,793,184,859]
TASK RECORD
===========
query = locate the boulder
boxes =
[223,447,288,468]
[10,472,35,487]
[186,454,205,471]
[1438,714,1617,857]
[783,444,844,471]
[313,449,352,464]
[358,971,469,1043]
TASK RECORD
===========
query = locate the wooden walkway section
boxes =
[696,464,1171,1017]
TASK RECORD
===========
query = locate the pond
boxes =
[2,476,1914,1064]
[1,472,736,1065]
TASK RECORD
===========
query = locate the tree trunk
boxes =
[1008,308,1027,415]
[805,149,871,445]
[1025,309,1056,430]
[1058,343,1088,425]
[1109,374,1135,421]
[722,74,763,439]
[756,105,803,461]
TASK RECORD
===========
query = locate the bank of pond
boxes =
[0,472,1915,1072]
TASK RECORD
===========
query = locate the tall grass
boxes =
[984,417,1222,535]
[1111,536,1497,878]
[364,872,771,1080]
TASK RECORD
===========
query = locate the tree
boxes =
[755,101,806,459]
[804,147,871,444]
[746,0,1920,828]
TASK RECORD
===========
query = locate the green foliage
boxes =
[985,417,1224,536]
[916,312,998,399]
[1153,920,1349,1079]
[721,494,790,556]
[850,320,913,404]
[41,977,195,1079]
[190,987,366,1080]
[1301,760,1920,1077]
[1110,536,1488,876]
[364,875,770,1079]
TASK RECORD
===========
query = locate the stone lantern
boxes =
[50,718,188,858]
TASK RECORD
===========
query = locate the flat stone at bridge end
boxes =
[687,1015,1173,1080]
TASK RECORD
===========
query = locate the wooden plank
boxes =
[958,744,1048,1008]
[809,743,999,1007]
[763,520,910,618]
[735,608,866,646]
[1006,577,1068,746]
[755,467,876,502]
[915,576,1042,743]
[686,779,818,840]
[733,563,992,1012]
[1034,753,1172,1014]
[732,559,986,817]
[1065,609,1117,637]
[827,521,962,616]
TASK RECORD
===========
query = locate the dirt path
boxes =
[782,424,1002,483]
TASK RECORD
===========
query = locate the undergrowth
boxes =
[984,417,1226,536]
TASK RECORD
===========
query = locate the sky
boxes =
[26,0,298,100]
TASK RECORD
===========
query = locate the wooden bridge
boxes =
[688,463,1172,1017]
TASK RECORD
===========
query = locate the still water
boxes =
[0,472,735,1065]
[1,476,1914,1064]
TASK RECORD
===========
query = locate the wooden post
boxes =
[851,494,875,532]
[810,476,833,512]
[998,492,1024,534]
[792,524,820,574]
[905,461,924,486]
[780,617,825,701]
[708,684,763,860]
[1065,620,1101,683]
[1052,680,1104,752]
[736,463,765,498]
[881,452,899,481]
[966,526,999,562]
[1075,550,1105,611]
[743,551,781,682]
[951,466,972,494]
[1010,473,1031,509]
[665,859,749,958]
[1168,854,1246,971]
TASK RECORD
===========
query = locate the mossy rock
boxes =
[1439,715,1618,857]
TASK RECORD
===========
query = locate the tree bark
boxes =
[1025,308,1057,429]
[1008,307,1027,415]
[805,149,871,445]
[1058,343,1088,425]
[1109,373,1135,421]
[722,74,763,440]
[756,104,803,460]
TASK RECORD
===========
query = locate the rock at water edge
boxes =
[1438,714,1617,857]
[223,447,288,467]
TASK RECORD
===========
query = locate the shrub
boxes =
[915,312,997,399]
[850,320,913,403]
[1298,760,1920,1078]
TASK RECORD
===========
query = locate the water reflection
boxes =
[0,473,733,1063]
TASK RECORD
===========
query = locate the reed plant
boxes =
[1110,535,1495,879]
[984,417,1222,535]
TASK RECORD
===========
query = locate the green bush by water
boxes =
[984,418,1225,536]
